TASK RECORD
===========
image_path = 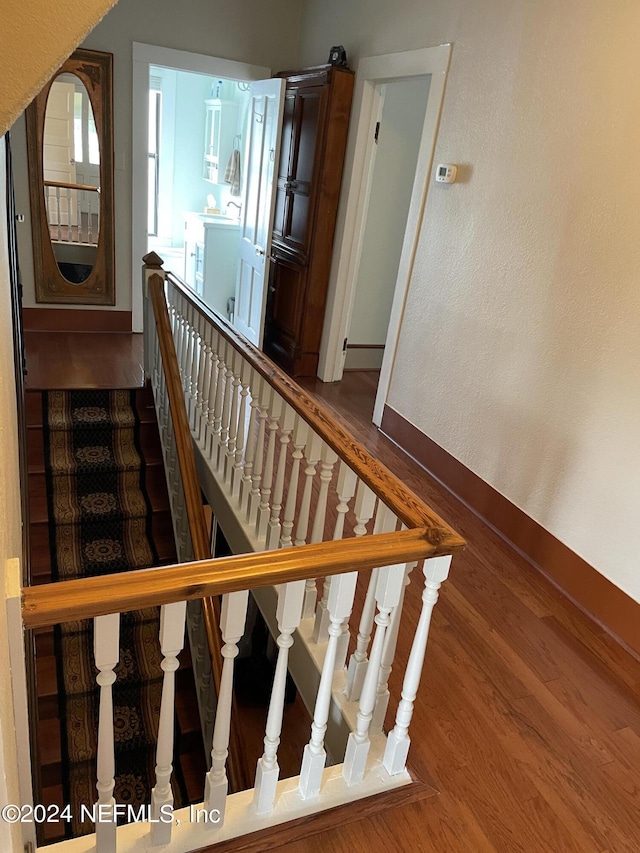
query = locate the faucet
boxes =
[226,201,242,219]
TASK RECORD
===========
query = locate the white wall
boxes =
[13,0,302,312]
[299,0,640,604]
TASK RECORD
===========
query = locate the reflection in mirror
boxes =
[26,48,114,305]
[43,73,101,283]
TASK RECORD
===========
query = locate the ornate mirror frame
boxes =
[26,48,115,304]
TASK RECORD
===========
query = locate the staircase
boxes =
[25,385,206,845]
[8,266,463,852]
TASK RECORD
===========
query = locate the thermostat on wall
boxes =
[435,164,458,183]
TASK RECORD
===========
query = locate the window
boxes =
[147,84,162,236]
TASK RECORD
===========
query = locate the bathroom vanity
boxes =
[183,212,240,319]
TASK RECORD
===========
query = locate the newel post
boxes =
[142,251,165,379]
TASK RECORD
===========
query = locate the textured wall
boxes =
[0,0,117,135]
[299,0,640,602]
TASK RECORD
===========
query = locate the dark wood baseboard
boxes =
[381,405,640,659]
[23,308,132,332]
[198,768,437,852]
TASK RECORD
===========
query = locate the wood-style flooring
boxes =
[24,330,144,390]
[23,335,640,852]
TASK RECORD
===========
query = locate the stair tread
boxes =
[30,386,207,820]
[28,469,172,524]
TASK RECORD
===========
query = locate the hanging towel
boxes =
[224,149,241,196]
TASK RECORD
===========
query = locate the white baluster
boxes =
[257,392,282,542]
[198,322,214,444]
[266,403,296,550]
[371,562,415,732]
[94,613,120,853]
[205,590,249,827]
[254,580,305,814]
[297,433,323,617]
[295,432,323,548]
[170,295,182,371]
[343,563,405,785]
[151,601,187,845]
[210,336,226,464]
[218,340,234,470]
[231,359,252,500]
[383,556,452,775]
[204,328,221,454]
[239,373,261,515]
[247,379,270,527]
[188,307,201,429]
[312,461,356,643]
[224,348,242,485]
[279,415,308,548]
[186,305,197,419]
[176,298,189,392]
[311,443,338,544]
[193,312,207,434]
[344,499,395,696]
[299,571,358,800]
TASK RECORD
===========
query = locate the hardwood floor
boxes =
[289,371,640,853]
[24,330,144,389]
[22,334,640,851]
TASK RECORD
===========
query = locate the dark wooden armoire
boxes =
[263,65,354,377]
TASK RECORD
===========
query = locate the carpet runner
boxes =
[43,389,188,838]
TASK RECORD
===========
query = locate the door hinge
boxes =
[374,122,380,144]
[343,337,348,352]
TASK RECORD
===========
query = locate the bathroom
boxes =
[147,66,251,318]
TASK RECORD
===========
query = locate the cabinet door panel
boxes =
[275,86,327,259]
[270,258,305,339]
[288,194,311,249]
[294,91,323,184]
[273,94,296,241]
[265,255,306,371]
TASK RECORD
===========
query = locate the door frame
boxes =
[131,43,271,332]
[317,45,452,425]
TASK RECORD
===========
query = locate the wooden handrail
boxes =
[21,527,460,629]
[44,179,100,193]
[148,272,250,792]
[149,274,212,560]
[164,270,460,543]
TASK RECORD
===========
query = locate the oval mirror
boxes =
[26,48,114,305]
[43,72,100,284]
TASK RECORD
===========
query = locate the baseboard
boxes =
[381,405,640,659]
[23,307,132,332]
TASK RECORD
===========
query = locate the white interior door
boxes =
[233,78,285,346]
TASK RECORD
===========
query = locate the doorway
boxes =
[317,45,452,425]
[144,65,251,309]
[131,44,271,332]
[344,76,430,373]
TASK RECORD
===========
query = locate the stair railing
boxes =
[145,252,250,794]
[9,255,464,853]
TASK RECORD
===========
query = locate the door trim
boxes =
[131,43,271,332]
[317,45,452,426]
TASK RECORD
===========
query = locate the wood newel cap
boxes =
[142,251,164,269]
